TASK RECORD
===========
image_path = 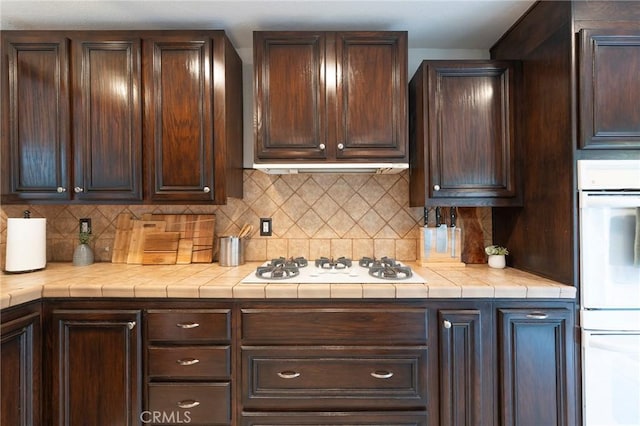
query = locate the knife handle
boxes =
[435,207,442,227]
[450,207,457,227]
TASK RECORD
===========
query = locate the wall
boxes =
[0,170,492,267]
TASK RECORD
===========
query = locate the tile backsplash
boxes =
[0,170,492,266]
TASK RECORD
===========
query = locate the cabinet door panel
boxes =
[336,32,407,160]
[2,34,70,201]
[579,29,640,149]
[51,309,141,426]
[254,32,327,160]
[73,37,142,201]
[145,37,214,201]
[427,62,516,201]
[240,412,428,425]
[497,308,575,426]
[0,312,41,426]
[438,309,492,426]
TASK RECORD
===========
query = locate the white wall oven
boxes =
[578,159,640,426]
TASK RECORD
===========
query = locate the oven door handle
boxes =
[588,335,640,360]
[580,192,640,208]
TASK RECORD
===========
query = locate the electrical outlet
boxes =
[260,218,272,236]
[79,218,92,234]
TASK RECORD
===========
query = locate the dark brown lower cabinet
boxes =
[438,308,493,426]
[0,303,41,426]
[48,308,142,426]
[497,307,576,426]
[1,298,576,425]
[240,412,429,425]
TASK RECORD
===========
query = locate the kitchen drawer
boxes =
[147,382,230,425]
[148,346,230,379]
[147,309,230,342]
[241,307,428,344]
[242,347,428,410]
[240,412,428,425]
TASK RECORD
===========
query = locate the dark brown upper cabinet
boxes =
[1,33,71,202]
[2,30,242,204]
[253,31,408,163]
[72,34,143,201]
[409,60,521,207]
[144,31,243,203]
[579,28,640,149]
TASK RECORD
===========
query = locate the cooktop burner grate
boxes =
[314,256,352,270]
[360,256,413,280]
[255,257,308,280]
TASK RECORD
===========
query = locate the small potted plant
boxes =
[485,245,509,269]
[72,231,94,266]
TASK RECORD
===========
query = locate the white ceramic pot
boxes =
[488,254,506,269]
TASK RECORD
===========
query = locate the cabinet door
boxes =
[50,309,141,426]
[254,31,327,161]
[144,34,215,202]
[335,32,407,160]
[579,28,640,149]
[1,33,70,201]
[1,311,41,426]
[438,309,493,426]
[497,308,575,426]
[410,61,519,207]
[72,35,142,201]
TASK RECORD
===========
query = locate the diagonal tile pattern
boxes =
[0,170,492,265]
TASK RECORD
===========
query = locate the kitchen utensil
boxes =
[238,224,253,239]
[218,236,245,267]
[126,220,167,264]
[176,239,194,264]
[435,207,448,253]
[112,213,133,263]
[142,214,216,263]
[142,232,181,265]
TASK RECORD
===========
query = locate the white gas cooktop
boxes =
[240,257,426,284]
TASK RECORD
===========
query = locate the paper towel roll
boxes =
[5,218,47,272]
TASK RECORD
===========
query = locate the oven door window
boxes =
[583,331,640,426]
[581,205,640,309]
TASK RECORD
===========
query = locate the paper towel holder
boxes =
[5,211,47,273]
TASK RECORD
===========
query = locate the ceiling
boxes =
[0,0,535,56]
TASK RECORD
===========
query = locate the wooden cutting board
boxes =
[126,220,167,264]
[142,214,215,263]
[111,213,133,263]
[142,232,180,265]
[176,239,194,264]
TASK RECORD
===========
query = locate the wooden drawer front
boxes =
[240,412,428,425]
[147,382,230,425]
[147,310,230,342]
[242,347,428,410]
[148,346,230,379]
[241,308,428,344]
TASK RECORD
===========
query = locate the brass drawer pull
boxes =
[177,400,200,409]
[277,371,301,379]
[526,312,549,320]
[371,370,394,379]
[176,358,200,366]
[176,322,200,329]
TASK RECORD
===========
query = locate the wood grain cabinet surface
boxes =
[578,28,640,149]
[1,32,71,202]
[0,303,41,426]
[253,31,408,163]
[145,309,233,425]
[1,29,243,204]
[47,308,141,426]
[409,60,521,207]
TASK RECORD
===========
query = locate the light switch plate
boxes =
[260,218,272,236]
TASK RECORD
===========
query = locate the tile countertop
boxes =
[0,262,576,309]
